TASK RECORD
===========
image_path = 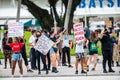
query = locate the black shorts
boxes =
[89,51,98,55]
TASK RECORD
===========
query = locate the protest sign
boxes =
[73,23,84,42]
[8,22,24,37]
[34,35,54,55]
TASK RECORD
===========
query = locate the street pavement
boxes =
[0,56,120,80]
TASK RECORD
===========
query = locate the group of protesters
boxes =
[1,23,120,77]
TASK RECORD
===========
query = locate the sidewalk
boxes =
[0,56,120,78]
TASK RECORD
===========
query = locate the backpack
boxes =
[89,41,98,52]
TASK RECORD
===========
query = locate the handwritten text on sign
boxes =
[34,35,54,55]
[74,23,84,42]
[8,22,23,37]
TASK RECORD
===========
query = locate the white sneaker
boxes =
[20,75,23,78]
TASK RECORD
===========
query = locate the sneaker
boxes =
[109,69,115,73]
[62,64,67,66]
[116,64,120,67]
[52,67,59,73]
[68,65,73,68]
[81,70,87,74]
[46,70,49,74]
[91,68,95,71]
[75,70,78,74]
[38,71,41,74]
[103,70,108,73]
[27,69,33,72]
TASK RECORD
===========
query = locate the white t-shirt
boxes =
[62,35,70,48]
[75,41,84,53]
[29,35,36,48]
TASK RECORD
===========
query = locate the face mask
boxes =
[36,34,41,37]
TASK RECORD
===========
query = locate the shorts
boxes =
[76,52,86,59]
[12,53,22,61]
[89,51,98,55]
[3,50,12,58]
[50,47,56,54]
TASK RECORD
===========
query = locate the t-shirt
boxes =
[10,43,23,52]
[100,35,112,51]
[75,41,84,53]
[62,35,70,48]
[50,36,56,42]
[29,35,36,48]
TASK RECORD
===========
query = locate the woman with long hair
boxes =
[6,37,25,77]
[49,23,60,73]
[87,32,98,71]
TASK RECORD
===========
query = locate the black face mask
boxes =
[36,35,41,37]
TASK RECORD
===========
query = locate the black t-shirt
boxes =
[50,37,57,42]
[100,35,112,51]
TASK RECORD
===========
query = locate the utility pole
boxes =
[64,0,73,30]
[16,0,21,22]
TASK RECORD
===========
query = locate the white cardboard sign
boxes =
[8,22,24,37]
[34,35,54,55]
[73,23,84,42]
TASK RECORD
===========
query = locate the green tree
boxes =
[21,0,81,32]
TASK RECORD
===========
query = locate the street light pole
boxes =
[64,0,73,30]
[16,0,21,22]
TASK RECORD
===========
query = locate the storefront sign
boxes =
[79,0,120,8]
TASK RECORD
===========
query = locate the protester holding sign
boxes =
[35,31,48,74]
[49,23,60,73]
[41,30,51,70]
[6,37,25,77]
[74,23,87,74]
